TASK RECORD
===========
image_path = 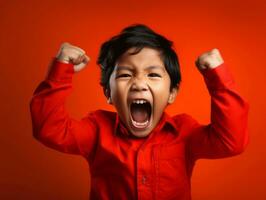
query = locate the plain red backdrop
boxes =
[1,0,265,199]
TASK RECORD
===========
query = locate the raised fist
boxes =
[195,48,224,71]
[56,42,90,72]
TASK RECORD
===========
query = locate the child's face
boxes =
[109,47,177,137]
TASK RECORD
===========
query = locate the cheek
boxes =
[151,81,171,109]
[111,82,128,104]
[151,79,171,95]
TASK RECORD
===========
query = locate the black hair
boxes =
[97,24,181,97]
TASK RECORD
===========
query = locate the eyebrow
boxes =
[116,65,165,71]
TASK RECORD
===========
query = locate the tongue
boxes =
[131,105,149,123]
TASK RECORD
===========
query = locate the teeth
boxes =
[132,99,147,104]
[132,119,149,127]
[130,99,151,129]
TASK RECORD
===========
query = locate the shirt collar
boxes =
[114,112,179,137]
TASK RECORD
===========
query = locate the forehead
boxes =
[115,47,165,69]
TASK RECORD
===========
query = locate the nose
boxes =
[130,77,148,92]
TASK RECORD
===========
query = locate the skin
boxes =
[56,42,224,138]
[56,42,90,72]
[108,47,178,137]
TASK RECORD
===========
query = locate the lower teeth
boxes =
[132,120,149,127]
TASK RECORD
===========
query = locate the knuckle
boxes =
[61,42,70,49]
[61,48,71,56]
[211,48,219,55]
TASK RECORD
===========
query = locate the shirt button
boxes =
[142,175,147,184]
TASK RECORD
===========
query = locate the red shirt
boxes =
[30,58,249,200]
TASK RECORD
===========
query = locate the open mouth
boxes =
[129,99,152,129]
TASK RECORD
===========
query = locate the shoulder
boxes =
[85,109,117,126]
[170,113,200,137]
[171,113,198,126]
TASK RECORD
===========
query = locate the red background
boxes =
[1,0,265,199]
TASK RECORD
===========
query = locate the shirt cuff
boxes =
[201,63,235,91]
[46,57,74,82]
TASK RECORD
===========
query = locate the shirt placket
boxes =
[136,145,153,200]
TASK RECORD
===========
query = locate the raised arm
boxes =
[187,49,249,161]
[30,43,97,158]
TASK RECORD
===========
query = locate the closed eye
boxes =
[148,73,161,78]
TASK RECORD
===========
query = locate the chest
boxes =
[90,138,192,199]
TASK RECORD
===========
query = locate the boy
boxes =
[30,24,249,200]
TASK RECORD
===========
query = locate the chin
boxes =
[130,129,152,138]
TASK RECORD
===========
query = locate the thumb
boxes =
[73,55,90,73]
[83,55,90,64]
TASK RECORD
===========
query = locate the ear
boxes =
[107,97,113,104]
[105,88,113,104]
[168,87,178,104]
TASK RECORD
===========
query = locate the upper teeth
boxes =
[133,99,147,104]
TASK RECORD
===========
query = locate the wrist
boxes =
[56,50,71,64]
[46,58,74,82]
